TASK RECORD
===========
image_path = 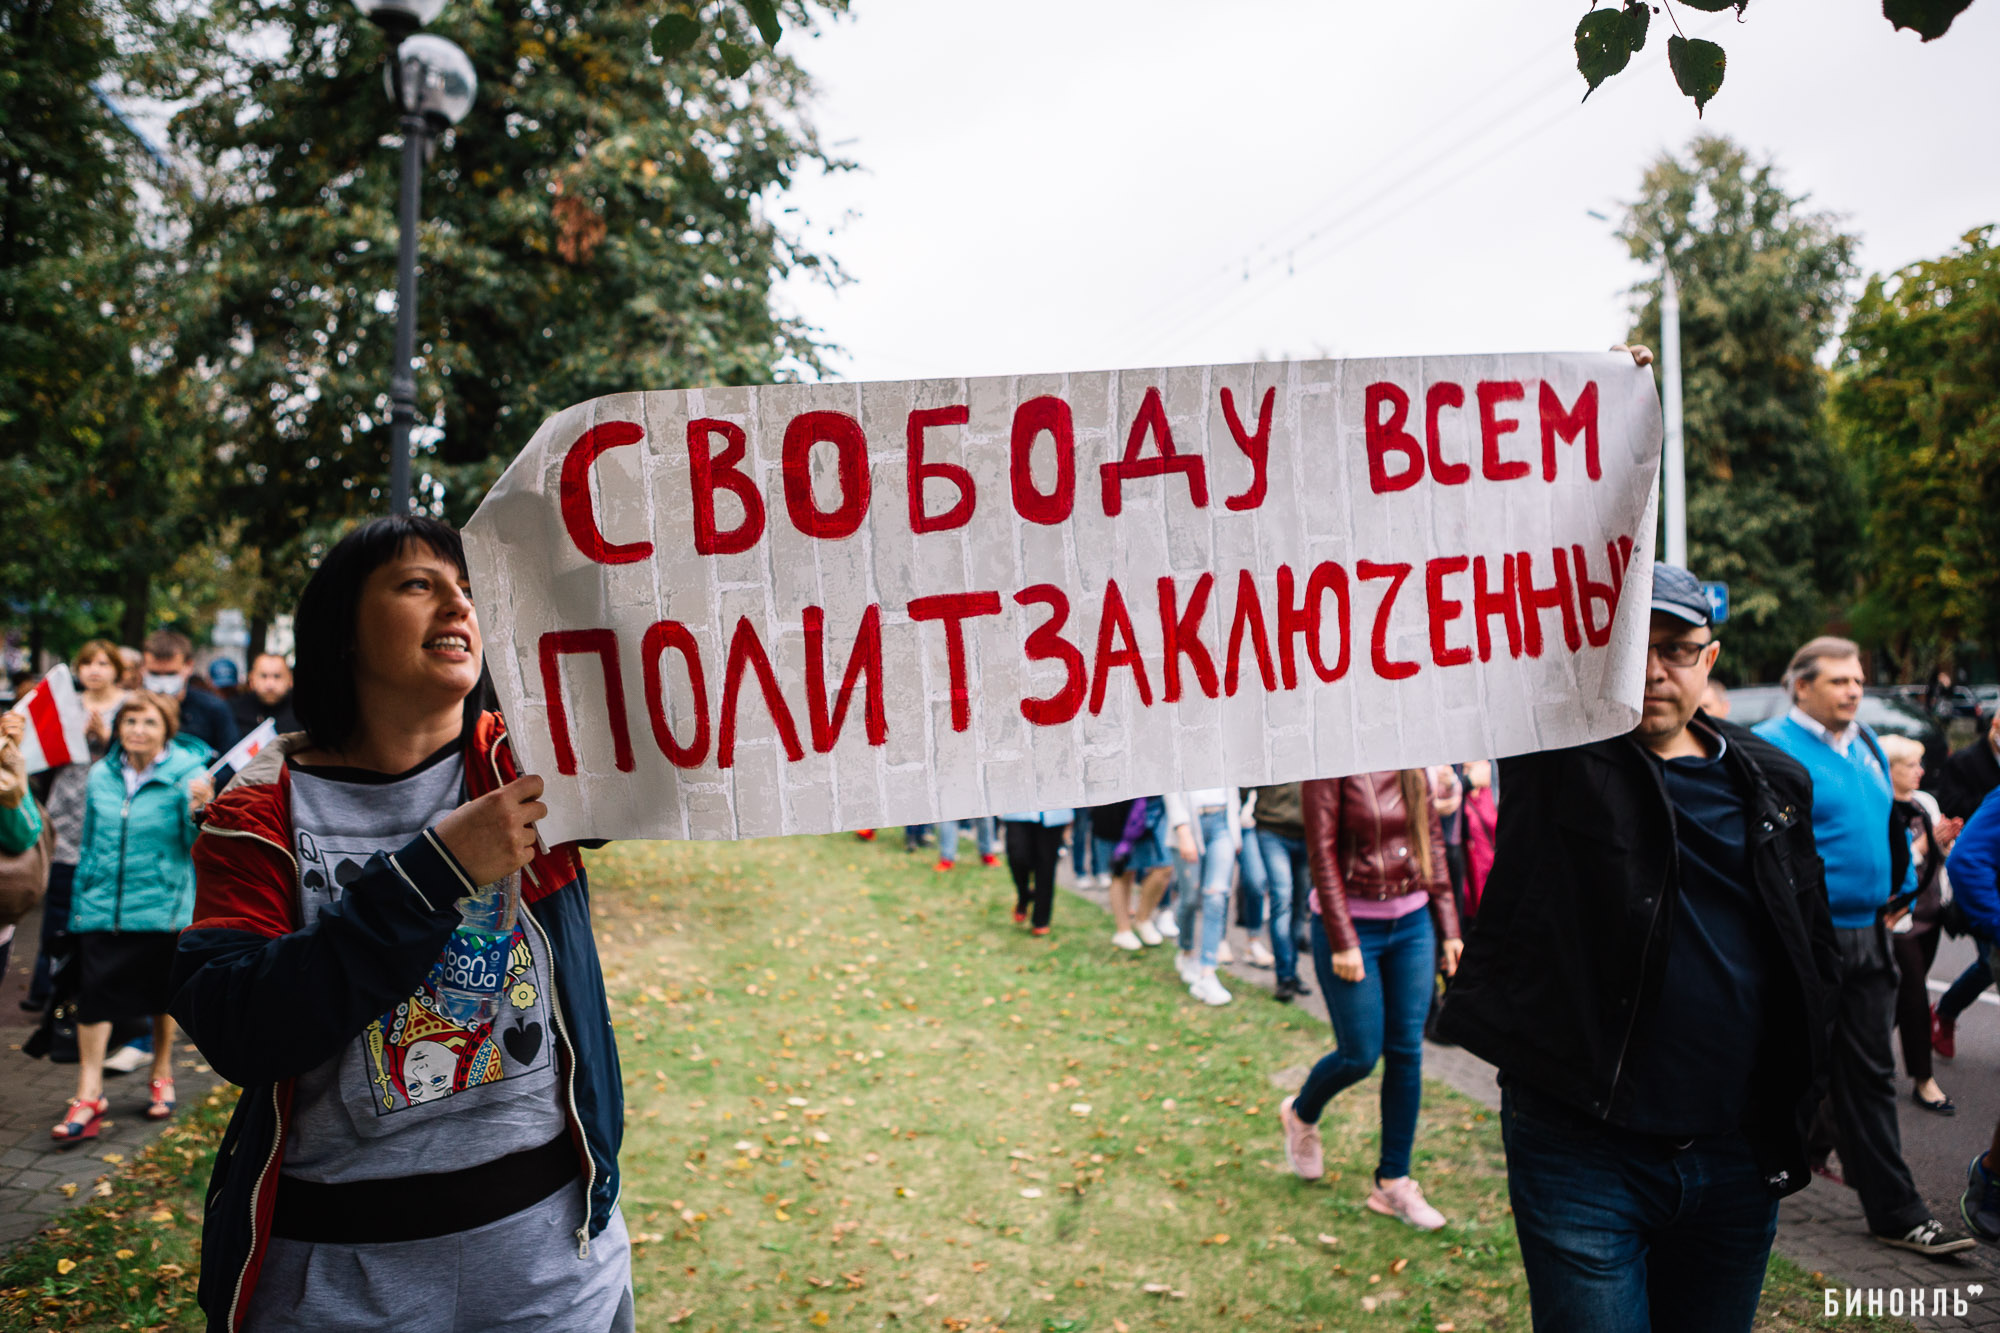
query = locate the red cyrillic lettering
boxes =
[803,604,886,752]
[1220,386,1274,512]
[1516,548,1582,657]
[1224,570,1277,697]
[1356,560,1418,681]
[782,410,870,540]
[559,421,653,564]
[906,405,975,534]
[1425,383,1469,485]
[1089,578,1152,713]
[1157,574,1219,703]
[1478,380,1529,482]
[639,620,709,768]
[1365,382,1423,494]
[539,628,636,775]
[1275,562,1351,688]
[1015,585,1086,725]
[1472,555,1522,661]
[1571,543,1619,648]
[909,591,1003,733]
[1426,556,1472,667]
[1540,381,1601,482]
[718,617,805,768]
[1101,386,1208,516]
[1010,396,1075,525]
[688,418,766,556]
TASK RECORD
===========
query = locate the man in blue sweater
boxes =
[1756,636,1973,1256]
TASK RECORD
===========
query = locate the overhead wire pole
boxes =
[1659,261,1686,566]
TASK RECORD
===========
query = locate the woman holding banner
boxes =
[171,515,631,1332]
[1278,769,1461,1230]
[50,690,213,1142]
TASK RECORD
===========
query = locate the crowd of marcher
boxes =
[11,508,2000,1332]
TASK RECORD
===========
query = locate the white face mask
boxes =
[142,671,186,695]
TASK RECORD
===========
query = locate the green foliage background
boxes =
[1621,135,1862,682]
[1832,228,2000,676]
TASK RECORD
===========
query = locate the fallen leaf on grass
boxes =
[810,1313,830,1327]
[55,1259,77,1275]
[100,1153,124,1165]
[57,1184,77,1199]
[1113,1323,1130,1333]
[115,1249,135,1260]
[148,1208,175,1223]
[1361,1296,1378,1313]
[664,1309,694,1325]
[1390,1257,1409,1275]
[1020,1188,1042,1198]
[1068,1103,1091,1116]
[922,1294,942,1306]
[1201,1233,1229,1246]
[1436,1324,1457,1332]
[1316,1233,1339,1247]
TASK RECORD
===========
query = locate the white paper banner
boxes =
[464,353,1662,844]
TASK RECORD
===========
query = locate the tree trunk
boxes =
[119,567,152,648]
[27,612,45,678]
[248,612,270,662]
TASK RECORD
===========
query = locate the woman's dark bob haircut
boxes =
[293,515,474,755]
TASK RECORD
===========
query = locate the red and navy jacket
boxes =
[169,712,623,1332]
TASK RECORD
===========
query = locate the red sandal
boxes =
[146,1078,175,1120]
[51,1096,108,1145]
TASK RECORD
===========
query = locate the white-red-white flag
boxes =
[7,665,91,775]
[209,717,278,778]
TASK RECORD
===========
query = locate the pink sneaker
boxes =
[1366,1176,1445,1231]
[1279,1096,1323,1180]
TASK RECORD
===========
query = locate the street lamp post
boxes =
[353,0,476,516]
[1590,210,1686,567]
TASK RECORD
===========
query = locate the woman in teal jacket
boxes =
[53,691,213,1143]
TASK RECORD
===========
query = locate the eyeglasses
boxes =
[1649,639,1715,668]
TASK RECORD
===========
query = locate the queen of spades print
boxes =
[364,924,547,1114]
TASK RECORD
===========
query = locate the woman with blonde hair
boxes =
[51,690,213,1141]
[1278,769,1461,1229]
[1880,733,1960,1114]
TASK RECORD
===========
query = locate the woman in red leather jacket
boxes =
[1277,769,1461,1230]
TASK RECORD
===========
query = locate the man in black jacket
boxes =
[1437,566,1926,1333]
[1934,712,2000,821]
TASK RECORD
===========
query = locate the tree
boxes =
[1620,135,1861,681]
[0,0,212,658]
[1831,228,2000,677]
[170,0,845,625]
[1573,0,1980,116]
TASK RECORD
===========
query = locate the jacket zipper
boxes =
[1604,746,1678,1107]
[226,1084,286,1332]
[521,896,594,1256]
[114,796,132,932]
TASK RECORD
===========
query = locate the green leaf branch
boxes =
[1573,0,1978,114]
[651,1,788,70]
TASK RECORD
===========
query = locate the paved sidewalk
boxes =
[0,905,222,1254]
[1047,862,2000,1330]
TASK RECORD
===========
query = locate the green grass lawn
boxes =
[0,831,1904,1331]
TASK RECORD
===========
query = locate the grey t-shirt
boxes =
[283,747,566,1183]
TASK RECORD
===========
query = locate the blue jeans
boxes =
[1174,809,1237,968]
[1938,935,1992,1021]
[1070,811,1098,877]
[1254,830,1308,983]
[1296,910,1432,1180]
[1502,1079,1778,1333]
[938,818,994,863]
[1236,827,1267,931]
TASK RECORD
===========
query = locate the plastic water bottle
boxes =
[433,870,520,1028]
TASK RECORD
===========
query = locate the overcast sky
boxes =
[770,0,2000,384]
